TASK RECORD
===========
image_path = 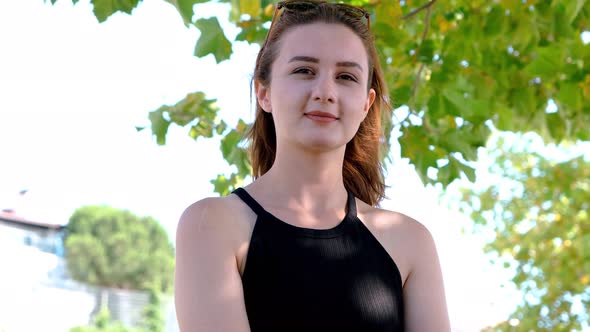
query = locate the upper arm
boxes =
[403,221,450,332]
[174,198,251,332]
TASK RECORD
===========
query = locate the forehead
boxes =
[275,23,368,70]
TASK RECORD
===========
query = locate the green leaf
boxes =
[499,0,519,11]
[239,0,260,18]
[439,156,475,186]
[227,145,250,176]
[211,174,232,196]
[563,0,587,23]
[576,122,590,140]
[556,82,583,111]
[439,129,477,160]
[418,39,435,64]
[468,99,492,125]
[194,17,233,63]
[229,0,241,23]
[148,91,219,143]
[91,0,140,23]
[546,112,567,142]
[510,87,537,116]
[495,104,514,131]
[236,118,250,133]
[437,123,491,160]
[442,87,489,124]
[468,123,492,147]
[514,15,539,49]
[375,1,401,28]
[427,93,445,120]
[524,46,564,80]
[554,3,576,40]
[442,89,471,118]
[172,0,209,24]
[221,129,242,160]
[235,24,268,44]
[167,91,219,126]
[149,107,171,145]
[189,120,215,139]
[391,85,412,108]
[438,157,461,187]
[483,6,505,36]
[399,125,438,183]
[472,73,496,100]
[416,149,439,180]
[372,22,404,46]
[459,161,476,182]
[216,120,228,135]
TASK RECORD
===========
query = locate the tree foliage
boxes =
[48,0,590,194]
[65,206,175,293]
[140,287,166,332]
[69,307,139,332]
[459,134,590,331]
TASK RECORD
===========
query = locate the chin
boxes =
[299,137,347,152]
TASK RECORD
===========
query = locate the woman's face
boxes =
[256,22,376,153]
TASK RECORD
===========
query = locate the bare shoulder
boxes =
[356,200,438,284]
[174,194,254,331]
[358,200,434,245]
[180,194,243,223]
[177,194,255,251]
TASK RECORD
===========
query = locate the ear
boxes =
[362,88,376,119]
[255,79,272,113]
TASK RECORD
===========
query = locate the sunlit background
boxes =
[1,1,588,332]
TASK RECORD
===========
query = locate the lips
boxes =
[304,111,338,122]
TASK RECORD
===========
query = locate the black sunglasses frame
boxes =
[260,1,371,52]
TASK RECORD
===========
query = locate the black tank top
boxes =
[233,188,405,332]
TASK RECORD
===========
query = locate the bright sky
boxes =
[0,1,523,330]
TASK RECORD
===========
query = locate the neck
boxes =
[251,144,348,212]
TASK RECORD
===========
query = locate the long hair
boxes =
[248,1,391,206]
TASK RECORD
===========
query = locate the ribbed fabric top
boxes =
[233,187,405,332]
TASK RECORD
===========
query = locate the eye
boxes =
[338,73,358,82]
[292,67,314,75]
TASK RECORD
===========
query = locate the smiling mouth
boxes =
[304,111,338,122]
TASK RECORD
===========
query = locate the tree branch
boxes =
[419,5,433,41]
[409,4,433,115]
[402,0,438,20]
[410,63,426,107]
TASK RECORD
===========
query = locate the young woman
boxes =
[175,1,450,331]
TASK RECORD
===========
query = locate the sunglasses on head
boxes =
[276,1,370,27]
[261,1,371,51]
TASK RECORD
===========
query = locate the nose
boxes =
[311,74,336,104]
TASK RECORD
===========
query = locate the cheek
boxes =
[272,81,306,111]
[345,91,369,115]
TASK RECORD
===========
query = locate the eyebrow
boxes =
[288,55,363,71]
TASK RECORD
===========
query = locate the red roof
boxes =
[0,210,65,230]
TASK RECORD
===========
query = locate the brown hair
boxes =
[248,1,390,206]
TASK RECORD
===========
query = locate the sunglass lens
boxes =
[279,1,369,26]
[341,6,365,19]
[283,1,318,12]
